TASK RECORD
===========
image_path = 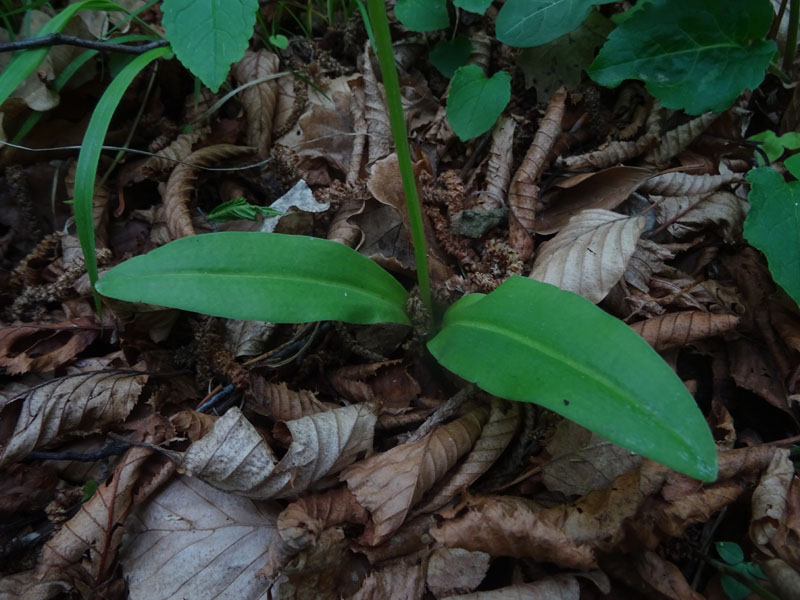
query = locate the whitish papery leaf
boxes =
[427,276,718,481]
[531,209,645,303]
[121,475,279,600]
[174,404,377,499]
[0,371,146,466]
[96,232,411,325]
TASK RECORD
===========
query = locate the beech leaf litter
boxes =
[1,4,799,600]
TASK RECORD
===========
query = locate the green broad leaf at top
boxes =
[744,168,800,308]
[427,276,718,481]
[495,0,615,48]
[394,0,449,32]
[96,232,411,325]
[161,0,258,92]
[430,36,471,78]
[588,0,776,115]
[447,65,511,141]
[453,0,493,14]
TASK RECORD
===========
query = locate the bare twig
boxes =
[0,33,169,55]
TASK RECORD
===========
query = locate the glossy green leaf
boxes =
[496,0,613,48]
[96,232,411,325]
[161,0,258,92]
[447,65,510,141]
[716,542,744,566]
[427,276,718,481]
[588,0,775,115]
[453,0,492,14]
[394,0,449,32]
[0,0,125,108]
[430,36,471,78]
[744,168,800,308]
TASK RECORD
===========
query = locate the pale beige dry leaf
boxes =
[557,129,659,170]
[222,319,275,357]
[630,311,740,351]
[37,447,174,582]
[120,474,279,600]
[531,209,645,303]
[163,144,255,239]
[761,558,800,600]
[362,44,393,166]
[473,115,516,211]
[442,576,579,600]
[655,191,747,243]
[0,370,146,465]
[413,398,519,515]
[750,448,794,546]
[249,378,335,421]
[535,166,653,234]
[644,112,718,167]
[349,554,427,600]
[541,420,642,497]
[347,76,368,183]
[0,317,100,374]
[231,50,281,157]
[639,166,743,196]
[624,238,674,292]
[175,404,377,499]
[342,405,490,546]
[330,359,420,411]
[426,548,490,598]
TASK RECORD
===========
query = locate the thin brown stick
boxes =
[0,33,169,55]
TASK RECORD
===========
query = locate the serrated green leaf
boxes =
[453,0,492,14]
[589,0,775,114]
[427,276,718,481]
[161,0,258,92]
[96,232,411,325]
[496,0,614,48]
[430,36,471,78]
[716,541,744,565]
[744,168,800,308]
[447,65,510,141]
[394,0,449,32]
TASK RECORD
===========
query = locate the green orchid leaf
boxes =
[427,276,718,481]
[394,0,449,32]
[430,36,471,78]
[744,168,800,308]
[161,0,258,92]
[96,232,411,325]
[447,65,510,141]
[588,0,775,115]
[453,0,493,14]
[496,0,614,48]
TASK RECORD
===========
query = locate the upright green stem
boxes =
[785,0,799,73]
[366,0,432,314]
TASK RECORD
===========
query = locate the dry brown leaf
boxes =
[630,311,740,351]
[535,166,653,234]
[644,112,718,167]
[639,166,743,196]
[472,115,516,211]
[231,50,281,157]
[37,446,174,583]
[362,44,393,167]
[0,370,146,466]
[163,144,254,239]
[531,209,645,303]
[632,551,704,600]
[169,410,216,441]
[342,404,490,545]
[346,76,368,183]
[442,576,580,600]
[119,127,210,185]
[771,298,800,353]
[769,476,800,569]
[558,129,660,170]
[120,474,279,600]
[656,191,747,243]
[413,397,519,515]
[0,571,70,599]
[174,404,377,499]
[222,319,275,357]
[541,420,642,497]
[249,378,336,421]
[729,338,792,414]
[349,554,427,600]
[330,359,420,411]
[426,548,490,598]
[0,462,57,516]
[0,317,100,374]
[624,238,674,292]
[750,448,794,546]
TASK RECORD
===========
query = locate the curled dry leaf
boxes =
[531,209,645,303]
[656,191,748,243]
[639,166,743,196]
[342,404,490,546]
[120,126,210,185]
[349,554,427,600]
[231,50,281,157]
[0,370,147,466]
[0,317,100,374]
[750,448,793,546]
[630,311,740,351]
[120,474,279,600]
[413,397,519,515]
[163,144,255,239]
[249,378,336,421]
[631,551,704,600]
[174,404,377,499]
[473,115,516,211]
[443,576,580,600]
[426,548,490,598]
[362,44,393,167]
[535,166,653,234]
[169,410,216,441]
[643,112,718,167]
[330,359,420,411]
[624,239,674,293]
[557,129,659,170]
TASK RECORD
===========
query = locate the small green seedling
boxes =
[206,198,282,224]
[95,0,718,482]
[714,542,774,600]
